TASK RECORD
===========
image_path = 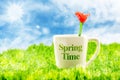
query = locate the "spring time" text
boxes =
[59,44,82,60]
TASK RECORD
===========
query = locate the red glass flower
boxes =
[75,12,90,23]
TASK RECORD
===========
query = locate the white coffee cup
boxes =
[53,34,100,68]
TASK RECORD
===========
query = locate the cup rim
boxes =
[53,34,87,38]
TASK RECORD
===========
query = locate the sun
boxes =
[6,3,24,23]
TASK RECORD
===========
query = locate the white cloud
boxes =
[84,27,120,44]
[24,1,51,12]
[0,30,37,53]
[101,33,120,44]
[42,27,50,34]
[84,27,107,37]
[51,0,120,26]
[36,25,50,35]
[0,15,7,25]
[0,23,51,53]
[39,37,53,46]
[0,35,52,53]
[36,25,41,29]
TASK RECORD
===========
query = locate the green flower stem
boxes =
[78,23,83,36]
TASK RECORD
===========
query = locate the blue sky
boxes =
[0,0,120,52]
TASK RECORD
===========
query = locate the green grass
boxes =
[0,42,120,80]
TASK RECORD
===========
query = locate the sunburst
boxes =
[6,3,24,23]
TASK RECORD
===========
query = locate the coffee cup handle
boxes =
[86,38,100,67]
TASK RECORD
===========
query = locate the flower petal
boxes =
[75,12,90,23]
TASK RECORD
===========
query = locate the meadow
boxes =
[0,42,120,80]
